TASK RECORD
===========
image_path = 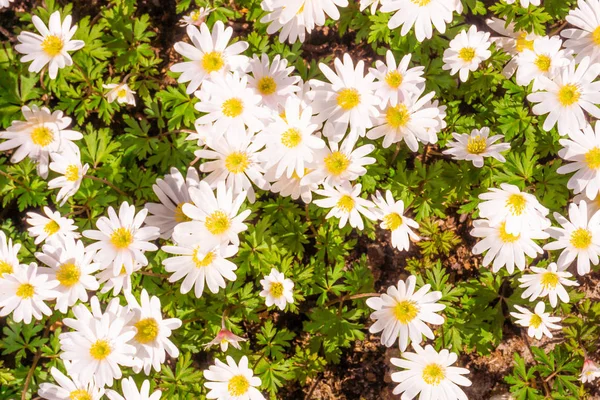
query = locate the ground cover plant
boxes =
[1,0,600,399]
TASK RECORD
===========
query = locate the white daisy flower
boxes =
[205,317,247,352]
[59,297,137,387]
[0,230,21,277]
[179,180,251,246]
[369,50,426,107]
[195,72,268,136]
[381,0,463,42]
[390,344,471,399]
[162,236,238,298]
[126,289,182,374]
[478,183,550,235]
[203,355,265,400]
[367,91,443,152]
[260,0,311,44]
[442,25,492,83]
[264,166,318,204]
[38,365,105,400]
[35,237,100,313]
[301,137,375,186]
[96,262,142,296]
[170,21,249,94]
[48,150,89,206]
[371,190,419,252]
[256,96,324,179]
[195,132,269,203]
[15,11,84,79]
[470,219,548,274]
[510,302,561,340]
[106,377,161,400]
[519,262,579,308]
[516,36,572,90]
[314,182,376,230]
[580,359,600,383]
[0,262,58,324]
[557,123,600,200]
[486,17,542,77]
[248,54,300,110]
[527,57,600,136]
[102,82,136,106]
[26,207,80,246]
[544,200,600,275]
[259,268,294,310]
[505,0,540,7]
[443,127,510,168]
[145,167,200,239]
[562,0,600,63]
[82,201,160,275]
[180,7,211,27]
[0,105,82,179]
[366,275,445,351]
[309,53,379,142]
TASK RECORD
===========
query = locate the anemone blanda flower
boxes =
[580,359,600,383]
[314,182,376,230]
[366,275,445,351]
[96,262,142,296]
[102,82,136,106]
[515,36,572,90]
[390,344,471,399]
[83,202,160,275]
[544,200,600,275]
[527,57,600,136]
[26,207,80,245]
[248,53,300,110]
[557,123,600,200]
[259,268,295,310]
[443,127,510,168]
[106,377,161,400]
[562,0,600,63]
[0,105,82,179]
[0,231,21,277]
[511,302,561,340]
[442,25,492,83]
[381,0,463,42]
[203,356,265,400]
[264,165,319,204]
[205,317,247,352]
[145,167,200,239]
[170,21,249,94]
[15,11,84,79]
[48,150,89,206]
[38,365,105,400]
[0,262,58,324]
[518,262,578,308]
[371,190,419,252]
[369,50,425,107]
[179,7,211,27]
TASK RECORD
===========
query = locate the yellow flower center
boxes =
[422,363,445,386]
[270,282,284,297]
[117,88,127,98]
[557,84,581,106]
[89,339,111,360]
[506,194,527,216]
[16,283,35,299]
[529,314,542,329]
[174,202,192,223]
[30,126,55,147]
[323,151,350,176]
[134,317,160,344]
[204,210,231,235]
[221,98,244,118]
[336,195,355,213]
[534,55,552,72]
[225,151,249,173]
[458,47,476,62]
[110,227,133,249]
[499,222,520,243]
[192,248,215,267]
[190,10,200,21]
[593,26,600,46]
[336,88,361,110]
[585,147,600,170]
[41,35,64,57]
[385,71,404,88]
[201,51,224,74]
[56,263,81,287]
[516,32,534,53]
[69,389,92,400]
[44,220,60,235]
[540,271,560,289]
[281,128,302,148]
[0,260,13,275]
[467,135,487,154]
[228,374,250,396]
[386,104,410,128]
[65,165,80,182]
[570,228,592,249]
[384,212,403,231]
[257,76,277,95]
[392,300,419,323]
[411,0,432,5]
